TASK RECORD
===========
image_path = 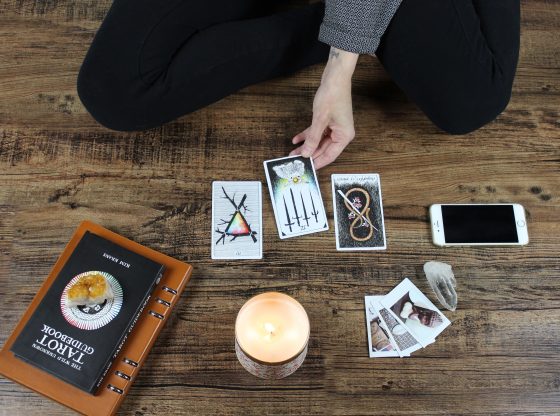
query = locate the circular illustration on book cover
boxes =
[60,271,123,330]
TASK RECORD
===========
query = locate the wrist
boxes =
[322,47,358,84]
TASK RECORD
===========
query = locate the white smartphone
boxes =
[430,203,529,246]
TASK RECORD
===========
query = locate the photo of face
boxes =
[391,292,443,328]
[403,302,443,328]
[370,318,394,352]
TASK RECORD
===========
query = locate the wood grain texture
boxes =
[0,0,559,415]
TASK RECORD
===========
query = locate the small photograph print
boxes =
[211,181,262,259]
[383,305,434,348]
[365,296,399,358]
[381,278,451,346]
[331,174,386,251]
[374,300,422,357]
[264,156,328,239]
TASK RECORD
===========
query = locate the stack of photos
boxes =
[365,278,451,358]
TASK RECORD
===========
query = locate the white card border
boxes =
[372,300,407,358]
[211,181,263,260]
[375,299,426,357]
[365,296,400,358]
[263,155,329,239]
[331,173,387,251]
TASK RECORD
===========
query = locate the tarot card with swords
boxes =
[211,181,262,259]
[263,155,328,239]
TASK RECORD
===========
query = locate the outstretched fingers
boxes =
[300,118,328,157]
[291,129,308,146]
[311,136,333,160]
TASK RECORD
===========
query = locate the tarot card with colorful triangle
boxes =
[211,181,263,259]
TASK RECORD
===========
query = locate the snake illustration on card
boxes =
[264,156,328,239]
[331,174,386,250]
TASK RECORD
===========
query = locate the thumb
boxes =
[300,118,327,158]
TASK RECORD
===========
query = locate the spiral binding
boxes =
[156,297,171,307]
[107,384,123,394]
[111,286,178,395]
[162,286,177,295]
[115,370,131,381]
[123,357,138,367]
[149,310,164,320]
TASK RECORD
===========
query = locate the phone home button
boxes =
[517,220,526,227]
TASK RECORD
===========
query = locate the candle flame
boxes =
[264,322,276,335]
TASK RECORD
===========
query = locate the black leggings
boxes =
[77,0,520,134]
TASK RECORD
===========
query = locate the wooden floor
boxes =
[1,1,559,415]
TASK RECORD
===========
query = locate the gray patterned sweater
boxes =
[319,0,403,54]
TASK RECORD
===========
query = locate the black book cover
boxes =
[10,231,164,394]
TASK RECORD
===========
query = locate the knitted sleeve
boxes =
[318,0,403,54]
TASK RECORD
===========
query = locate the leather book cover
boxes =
[10,231,165,394]
[0,221,193,415]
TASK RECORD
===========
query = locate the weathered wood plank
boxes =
[1,0,559,415]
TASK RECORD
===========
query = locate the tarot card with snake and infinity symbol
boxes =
[264,156,328,239]
[331,174,387,250]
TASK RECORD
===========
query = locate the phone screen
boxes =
[441,205,519,243]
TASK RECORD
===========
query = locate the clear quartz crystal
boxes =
[423,261,457,311]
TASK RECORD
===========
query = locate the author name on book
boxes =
[102,252,130,268]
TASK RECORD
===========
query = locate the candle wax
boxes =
[235,293,309,364]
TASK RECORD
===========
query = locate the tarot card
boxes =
[264,156,329,239]
[331,174,386,251]
[381,278,451,347]
[211,181,262,259]
[373,299,422,357]
[365,296,400,358]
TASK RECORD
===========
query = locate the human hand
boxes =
[290,47,358,169]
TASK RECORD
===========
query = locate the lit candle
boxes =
[235,292,310,379]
